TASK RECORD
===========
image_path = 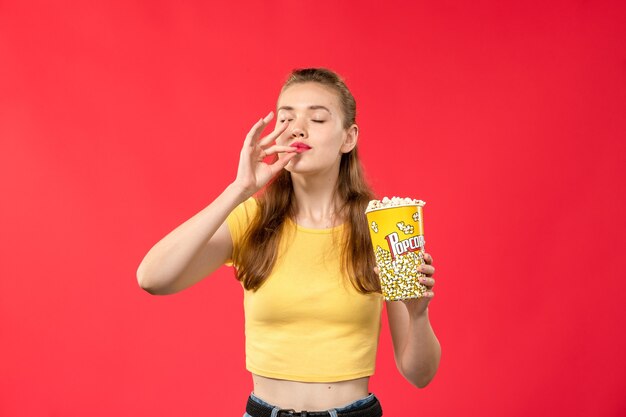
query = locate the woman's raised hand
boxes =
[233,111,297,198]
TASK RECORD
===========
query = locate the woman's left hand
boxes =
[374,252,436,317]
[401,252,435,318]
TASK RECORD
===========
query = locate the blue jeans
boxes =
[243,391,379,417]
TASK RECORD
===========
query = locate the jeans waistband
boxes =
[245,392,383,417]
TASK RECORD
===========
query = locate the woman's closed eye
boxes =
[279,118,325,124]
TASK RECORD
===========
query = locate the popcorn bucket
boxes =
[365,197,427,301]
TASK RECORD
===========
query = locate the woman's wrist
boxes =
[227,181,256,202]
[408,306,430,322]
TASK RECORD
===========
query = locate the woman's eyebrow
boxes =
[277,105,331,114]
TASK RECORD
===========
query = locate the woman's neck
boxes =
[290,169,344,228]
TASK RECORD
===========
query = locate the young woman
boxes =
[137,68,440,417]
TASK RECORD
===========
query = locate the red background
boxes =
[1,1,625,416]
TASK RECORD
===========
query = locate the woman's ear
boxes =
[341,124,359,153]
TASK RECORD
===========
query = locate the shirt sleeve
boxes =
[224,197,259,266]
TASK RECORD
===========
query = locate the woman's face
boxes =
[275,82,357,176]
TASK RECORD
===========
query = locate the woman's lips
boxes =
[290,142,311,153]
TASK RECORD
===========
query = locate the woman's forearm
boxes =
[136,182,248,295]
[399,309,441,388]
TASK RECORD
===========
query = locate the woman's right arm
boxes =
[136,111,296,295]
[136,183,245,295]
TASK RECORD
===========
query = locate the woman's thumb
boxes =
[269,152,297,175]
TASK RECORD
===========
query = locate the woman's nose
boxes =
[291,127,306,138]
[290,120,307,138]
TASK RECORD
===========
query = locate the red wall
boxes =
[1,1,625,416]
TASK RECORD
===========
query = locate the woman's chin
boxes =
[285,159,311,174]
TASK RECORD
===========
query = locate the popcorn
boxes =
[366,196,425,213]
[365,196,427,301]
[375,246,427,301]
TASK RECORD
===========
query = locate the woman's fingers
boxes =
[418,252,435,292]
[419,252,435,277]
[418,263,435,276]
[259,119,290,147]
[244,111,274,148]
[243,111,290,152]
[418,277,435,288]
[262,145,298,156]
[266,151,298,176]
[423,252,433,265]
